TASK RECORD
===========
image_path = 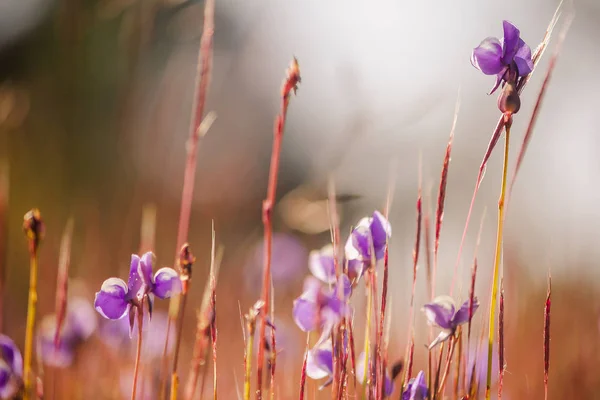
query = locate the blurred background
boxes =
[1,0,599,398]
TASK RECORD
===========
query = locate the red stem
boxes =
[256,59,300,399]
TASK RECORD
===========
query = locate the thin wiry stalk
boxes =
[163,0,215,391]
[498,279,505,400]
[452,2,562,294]
[362,272,374,398]
[424,193,433,301]
[269,276,276,400]
[485,119,511,400]
[23,209,44,400]
[210,274,218,400]
[433,342,445,400]
[438,332,458,396]
[132,303,144,400]
[183,238,222,400]
[544,275,551,400]
[435,97,459,284]
[347,314,357,390]
[298,334,310,400]
[54,218,73,347]
[327,178,341,399]
[453,328,463,400]
[0,160,7,332]
[256,59,301,400]
[507,13,574,202]
[404,168,422,386]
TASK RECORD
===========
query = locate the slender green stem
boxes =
[23,252,38,400]
[485,121,511,400]
[132,304,144,400]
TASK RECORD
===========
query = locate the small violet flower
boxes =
[0,334,23,399]
[471,20,534,95]
[422,295,479,349]
[308,244,337,284]
[344,211,391,280]
[292,274,351,344]
[38,297,97,368]
[94,252,182,333]
[356,351,394,397]
[402,370,428,400]
[305,339,334,389]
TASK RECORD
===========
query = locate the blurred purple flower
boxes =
[0,335,22,399]
[305,339,333,388]
[94,252,181,334]
[467,344,500,397]
[471,20,534,94]
[292,275,351,344]
[356,351,394,397]
[38,297,97,368]
[402,370,428,400]
[309,244,336,284]
[422,295,479,349]
[344,211,391,280]
[245,233,308,289]
[98,311,175,360]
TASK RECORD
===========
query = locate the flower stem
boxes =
[244,321,255,400]
[132,305,144,400]
[170,292,188,400]
[362,273,373,399]
[485,119,511,400]
[23,252,38,400]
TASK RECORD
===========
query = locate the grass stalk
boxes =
[255,58,300,399]
[485,118,511,400]
[132,303,144,400]
[544,275,551,400]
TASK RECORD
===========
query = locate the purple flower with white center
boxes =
[305,339,333,388]
[308,244,336,284]
[402,370,428,400]
[0,335,22,399]
[94,252,181,333]
[344,211,391,280]
[422,295,479,349]
[471,20,534,94]
[356,351,394,397]
[38,297,97,368]
[292,274,351,344]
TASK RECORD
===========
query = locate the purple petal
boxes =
[0,360,19,399]
[68,297,98,340]
[452,297,480,326]
[128,304,136,338]
[127,254,144,301]
[501,20,521,65]
[335,274,352,300]
[471,37,504,75]
[346,258,366,283]
[513,39,533,76]
[94,278,129,320]
[488,69,507,95]
[384,373,394,397]
[292,297,318,332]
[403,370,428,400]
[0,335,22,377]
[139,252,154,287]
[345,225,372,262]
[370,211,391,258]
[422,296,456,330]
[152,267,182,299]
[308,245,337,284]
[306,342,333,380]
[301,276,323,303]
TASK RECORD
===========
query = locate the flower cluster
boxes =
[37,297,97,368]
[94,252,182,333]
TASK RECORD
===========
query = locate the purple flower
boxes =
[309,244,336,284]
[292,275,351,344]
[38,297,97,368]
[344,211,391,280]
[306,339,334,388]
[94,252,181,333]
[0,335,22,399]
[402,370,428,400]
[471,20,534,94]
[356,351,394,397]
[422,295,479,349]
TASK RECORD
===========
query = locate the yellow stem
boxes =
[23,253,38,400]
[244,329,254,400]
[170,373,179,400]
[485,123,511,400]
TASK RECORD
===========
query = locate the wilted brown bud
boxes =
[23,208,44,253]
[178,243,195,293]
[497,82,520,115]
